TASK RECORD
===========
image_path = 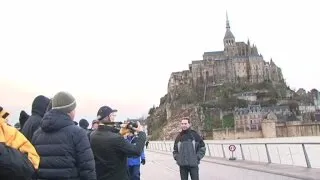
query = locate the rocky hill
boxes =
[146,79,289,140]
[146,15,294,140]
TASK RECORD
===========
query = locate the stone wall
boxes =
[276,121,320,137]
[212,121,320,140]
[212,128,263,140]
[261,119,276,138]
[275,123,288,137]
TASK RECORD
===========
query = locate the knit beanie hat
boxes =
[52,91,76,113]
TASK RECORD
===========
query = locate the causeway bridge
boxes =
[141,141,320,180]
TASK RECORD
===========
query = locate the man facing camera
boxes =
[90,106,146,180]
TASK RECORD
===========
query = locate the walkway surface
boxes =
[141,150,320,180]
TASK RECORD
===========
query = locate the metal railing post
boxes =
[256,146,260,162]
[276,146,281,164]
[207,143,212,157]
[302,144,311,168]
[265,144,271,163]
[240,144,245,160]
[221,144,226,158]
[289,147,294,165]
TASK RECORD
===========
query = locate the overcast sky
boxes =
[1,0,319,124]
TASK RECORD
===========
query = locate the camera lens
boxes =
[131,122,137,128]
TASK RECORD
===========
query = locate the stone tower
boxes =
[261,112,277,138]
[223,12,237,57]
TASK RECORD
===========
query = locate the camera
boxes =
[104,121,139,136]
[126,121,138,131]
[118,121,139,136]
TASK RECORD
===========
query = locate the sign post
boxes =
[228,145,236,160]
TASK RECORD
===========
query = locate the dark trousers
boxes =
[128,165,140,180]
[179,166,199,180]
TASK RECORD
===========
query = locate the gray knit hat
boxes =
[52,91,76,113]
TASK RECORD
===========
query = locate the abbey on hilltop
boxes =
[147,13,290,141]
[168,13,284,93]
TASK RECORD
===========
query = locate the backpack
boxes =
[0,142,35,180]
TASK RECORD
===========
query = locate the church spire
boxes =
[226,11,230,29]
[223,11,236,56]
[224,11,235,41]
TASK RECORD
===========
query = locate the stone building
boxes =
[234,105,263,130]
[168,14,283,93]
[234,105,291,130]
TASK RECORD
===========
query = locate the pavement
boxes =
[141,150,320,180]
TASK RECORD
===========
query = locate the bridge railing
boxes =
[148,141,320,168]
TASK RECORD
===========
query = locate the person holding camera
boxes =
[90,106,146,180]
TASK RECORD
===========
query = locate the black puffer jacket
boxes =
[90,125,146,180]
[32,110,96,180]
[21,95,50,141]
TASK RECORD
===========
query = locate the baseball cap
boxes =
[97,106,117,121]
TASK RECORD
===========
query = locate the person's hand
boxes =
[132,121,143,132]
[141,159,146,165]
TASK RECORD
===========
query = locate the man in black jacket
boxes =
[32,91,96,180]
[21,95,50,141]
[173,117,206,180]
[90,106,146,180]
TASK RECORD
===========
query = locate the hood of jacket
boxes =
[40,109,74,132]
[19,110,30,128]
[31,95,50,117]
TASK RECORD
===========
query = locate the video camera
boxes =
[106,121,139,136]
[125,121,138,131]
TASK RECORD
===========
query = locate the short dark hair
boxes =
[181,117,190,123]
[79,119,89,129]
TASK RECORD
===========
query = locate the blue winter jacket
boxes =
[126,135,145,166]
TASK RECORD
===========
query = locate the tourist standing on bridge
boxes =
[126,131,146,180]
[21,95,50,141]
[1,106,40,180]
[173,117,206,180]
[90,106,146,180]
[18,110,30,130]
[87,119,99,140]
[32,91,96,180]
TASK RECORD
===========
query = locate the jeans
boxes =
[128,165,140,180]
[179,166,199,180]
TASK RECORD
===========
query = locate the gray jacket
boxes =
[173,129,206,167]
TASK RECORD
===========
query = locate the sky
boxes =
[1,0,319,125]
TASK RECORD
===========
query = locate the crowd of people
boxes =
[1,91,146,180]
[1,91,206,180]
